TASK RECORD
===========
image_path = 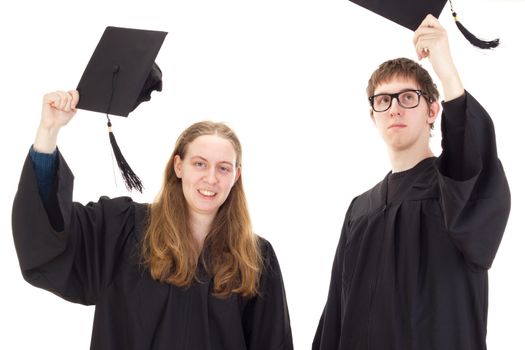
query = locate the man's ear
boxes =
[428,101,440,124]
[370,109,377,125]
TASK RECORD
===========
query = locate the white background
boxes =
[1,0,524,349]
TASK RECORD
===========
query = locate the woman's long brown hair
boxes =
[142,121,262,298]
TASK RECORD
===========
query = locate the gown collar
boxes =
[381,157,436,205]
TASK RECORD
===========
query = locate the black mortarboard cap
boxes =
[347,0,499,49]
[77,26,167,116]
[76,26,168,192]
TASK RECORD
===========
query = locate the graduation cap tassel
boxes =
[105,65,144,193]
[449,0,499,49]
[106,118,144,193]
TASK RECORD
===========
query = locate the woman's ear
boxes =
[174,155,183,178]
[234,166,241,183]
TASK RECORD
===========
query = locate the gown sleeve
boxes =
[437,91,511,269]
[29,146,57,202]
[243,239,294,350]
[12,150,137,305]
[312,202,354,350]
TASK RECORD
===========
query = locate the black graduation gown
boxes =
[12,152,293,350]
[312,92,510,350]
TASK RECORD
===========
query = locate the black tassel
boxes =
[449,0,499,49]
[104,65,144,193]
[107,120,144,193]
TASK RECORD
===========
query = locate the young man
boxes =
[313,15,510,350]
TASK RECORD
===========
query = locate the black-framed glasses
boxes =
[368,89,430,113]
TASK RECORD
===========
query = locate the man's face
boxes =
[370,78,438,153]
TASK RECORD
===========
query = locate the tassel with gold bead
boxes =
[106,117,144,193]
[105,65,144,193]
[449,0,500,49]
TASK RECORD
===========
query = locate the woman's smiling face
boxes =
[174,134,240,220]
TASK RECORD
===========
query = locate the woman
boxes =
[12,90,293,350]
